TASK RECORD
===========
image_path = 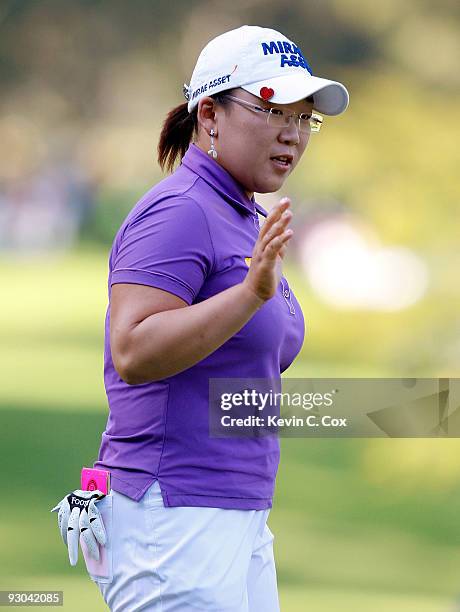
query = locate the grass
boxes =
[2,250,460,611]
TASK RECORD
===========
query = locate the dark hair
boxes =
[157,92,231,173]
[157,92,315,173]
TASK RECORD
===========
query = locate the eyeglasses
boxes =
[222,94,323,134]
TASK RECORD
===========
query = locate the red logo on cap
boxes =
[260,87,274,100]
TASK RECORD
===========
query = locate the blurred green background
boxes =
[1,1,459,610]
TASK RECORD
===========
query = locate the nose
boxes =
[278,116,301,146]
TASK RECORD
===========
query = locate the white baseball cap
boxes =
[184,25,349,116]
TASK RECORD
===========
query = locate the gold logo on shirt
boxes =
[244,257,252,267]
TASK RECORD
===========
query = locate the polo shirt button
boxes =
[284,290,289,297]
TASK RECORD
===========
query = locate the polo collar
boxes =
[181,144,268,219]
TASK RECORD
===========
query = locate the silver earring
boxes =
[207,129,218,159]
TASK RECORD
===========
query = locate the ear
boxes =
[197,97,218,136]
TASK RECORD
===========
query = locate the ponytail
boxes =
[157,92,234,173]
[157,102,198,173]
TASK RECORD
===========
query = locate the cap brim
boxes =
[242,73,349,116]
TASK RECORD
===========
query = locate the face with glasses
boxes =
[195,87,318,198]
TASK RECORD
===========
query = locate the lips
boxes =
[270,154,293,167]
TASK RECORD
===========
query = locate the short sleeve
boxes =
[111,197,215,305]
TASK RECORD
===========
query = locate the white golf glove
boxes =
[50,489,107,566]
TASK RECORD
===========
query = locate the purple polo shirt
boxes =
[94,143,305,509]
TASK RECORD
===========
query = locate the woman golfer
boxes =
[53,24,348,611]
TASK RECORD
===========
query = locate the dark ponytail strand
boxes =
[157,92,233,173]
[157,102,198,173]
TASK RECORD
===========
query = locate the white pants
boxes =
[83,480,281,611]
